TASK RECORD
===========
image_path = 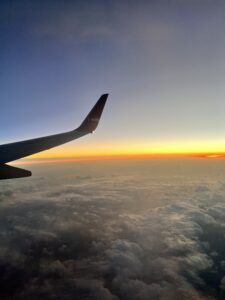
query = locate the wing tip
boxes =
[77,93,109,133]
[101,93,109,98]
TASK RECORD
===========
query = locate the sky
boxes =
[1,0,225,159]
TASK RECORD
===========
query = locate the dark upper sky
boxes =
[1,0,225,157]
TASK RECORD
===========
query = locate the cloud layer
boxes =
[0,160,225,299]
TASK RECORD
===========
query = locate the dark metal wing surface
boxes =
[0,94,108,179]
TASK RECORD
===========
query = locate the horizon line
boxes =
[11,152,225,165]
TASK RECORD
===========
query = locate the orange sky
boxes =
[27,138,225,158]
[13,139,225,165]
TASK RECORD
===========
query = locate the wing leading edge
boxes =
[0,94,108,179]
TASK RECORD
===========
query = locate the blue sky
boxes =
[1,0,225,157]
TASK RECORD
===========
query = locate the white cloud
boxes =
[0,162,225,299]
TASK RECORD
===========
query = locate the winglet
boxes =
[77,94,108,133]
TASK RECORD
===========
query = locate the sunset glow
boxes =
[24,137,225,160]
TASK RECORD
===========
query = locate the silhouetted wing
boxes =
[0,164,31,180]
[0,94,108,164]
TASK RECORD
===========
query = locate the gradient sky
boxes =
[1,0,225,158]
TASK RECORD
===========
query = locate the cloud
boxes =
[0,163,225,299]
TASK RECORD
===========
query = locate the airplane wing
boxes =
[0,164,31,180]
[0,94,108,179]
